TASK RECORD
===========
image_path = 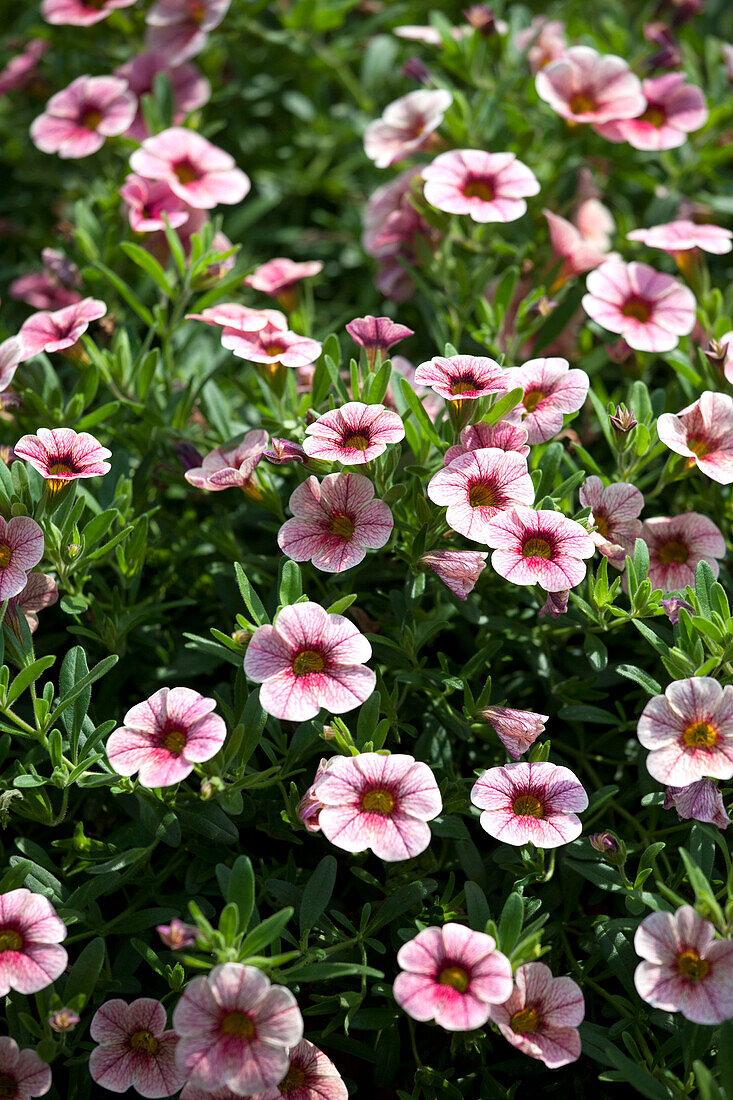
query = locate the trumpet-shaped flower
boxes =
[582,261,695,353]
[30,75,136,159]
[42,0,136,24]
[14,428,111,485]
[627,221,732,256]
[596,74,707,150]
[641,513,725,592]
[637,677,733,787]
[18,298,107,358]
[252,1039,348,1100]
[657,392,733,485]
[414,354,507,402]
[502,357,589,444]
[120,175,191,233]
[0,1039,51,1099]
[184,430,268,492]
[130,127,250,210]
[484,508,595,591]
[488,962,584,1068]
[0,516,45,601]
[0,889,67,997]
[471,761,588,847]
[145,0,232,64]
[422,149,540,223]
[663,780,730,829]
[578,477,644,566]
[444,420,530,464]
[244,258,323,297]
[90,999,185,1098]
[535,46,645,124]
[427,448,534,543]
[221,320,321,369]
[418,550,488,599]
[364,89,452,168]
[479,706,548,760]
[303,403,405,465]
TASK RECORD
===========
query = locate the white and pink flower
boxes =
[444,420,530,464]
[0,889,67,997]
[116,51,210,142]
[582,261,696,353]
[641,513,725,592]
[253,1040,348,1100]
[30,75,136,159]
[14,428,111,486]
[515,17,567,73]
[418,550,488,599]
[502,357,589,444]
[244,258,323,297]
[414,354,508,402]
[221,320,322,369]
[303,403,405,465]
[345,316,414,359]
[0,1039,51,1099]
[90,999,185,1098]
[186,303,285,335]
[535,46,646,125]
[42,0,135,24]
[657,392,733,485]
[0,516,44,602]
[543,206,615,285]
[9,249,81,313]
[596,74,707,151]
[637,677,733,787]
[5,573,58,635]
[479,706,548,760]
[578,477,644,566]
[471,760,588,847]
[120,175,191,233]
[488,962,584,1068]
[663,780,730,830]
[184,430,268,492]
[627,221,732,257]
[427,448,534,543]
[484,508,595,591]
[422,149,540,223]
[18,298,107,359]
[145,0,232,65]
[130,127,250,210]
[364,89,452,168]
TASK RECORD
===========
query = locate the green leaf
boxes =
[399,377,442,449]
[284,962,384,982]
[63,937,105,1005]
[227,856,256,934]
[584,634,608,671]
[481,387,524,426]
[6,656,56,706]
[241,908,293,956]
[300,856,337,937]
[497,892,523,956]
[616,665,662,696]
[120,242,175,296]
[367,882,432,934]
[234,563,267,625]
[91,262,155,326]
[59,647,90,739]
[45,655,118,733]
[279,560,302,606]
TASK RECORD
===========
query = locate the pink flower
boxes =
[488,962,584,1068]
[543,208,613,284]
[156,918,199,950]
[364,89,452,168]
[479,706,548,760]
[263,439,307,466]
[42,0,136,25]
[130,127,250,210]
[427,449,534,543]
[221,320,322,369]
[297,758,334,833]
[596,74,707,151]
[0,517,45,601]
[145,0,230,64]
[184,430,268,492]
[252,1039,348,1100]
[180,1084,244,1100]
[0,889,67,997]
[578,476,644,566]
[535,46,646,124]
[10,249,82,312]
[120,175,191,233]
[30,75,136,159]
[641,513,725,592]
[419,550,488,599]
[582,261,696,353]
[657,392,733,485]
[502,357,589,444]
[244,258,323,297]
[575,198,615,251]
[414,354,508,402]
[0,40,48,97]
[345,315,414,357]
[393,923,512,1031]
[634,906,733,1024]
[485,507,595,591]
[116,51,210,141]
[90,999,185,1098]
[303,403,405,465]
[362,168,437,302]
[515,17,567,73]
[422,149,540,223]
[278,472,393,573]
[186,303,285,334]
[0,1039,51,1099]
[539,589,569,618]
[5,572,58,634]
[14,427,111,486]
[0,338,24,394]
[244,602,375,722]
[444,420,530,464]
[18,298,107,358]
[664,780,730,829]
[172,962,303,1094]
[106,687,226,788]
[48,1009,79,1033]
[637,677,733,786]
[628,220,732,256]
[471,760,588,847]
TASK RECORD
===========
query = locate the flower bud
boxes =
[230,628,252,647]
[703,338,729,370]
[65,542,81,560]
[589,831,626,865]
[401,57,430,84]
[156,918,198,951]
[609,403,637,435]
[48,1008,80,1033]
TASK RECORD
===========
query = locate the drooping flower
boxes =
[364,89,452,168]
[345,315,414,359]
[422,149,540,223]
[627,221,732,257]
[596,74,708,150]
[514,17,567,73]
[130,127,250,209]
[0,889,67,997]
[263,439,308,466]
[478,706,548,760]
[582,261,696,353]
[120,175,191,233]
[484,508,595,591]
[9,249,82,312]
[427,449,534,543]
[488,962,584,1068]
[543,208,614,285]
[657,392,733,485]
[414,354,508,402]
[221,319,322,369]
[5,572,58,634]
[173,962,303,1094]
[244,258,323,297]
[312,752,442,862]
[539,589,569,618]
[244,602,375,722]
[184,430,268,492]
[0,1039,51,1099]
[278,473,393,573]
[145,0,232,65]
[578,477,644,566]
[156,918,199,950]
[14,428,111,488]
[535,46,646,124]
[0,517,45,602]
[303,403,405,466]
[252,1039,348,1100]
[444,420,530,464]
[393,923,513,1031]
[662,596,695,625]
[418,550,488,599]
[663,780,730,829]
[470,760,588,847]
[90,999,185,1098]
[42,0,136,25]
[637,677,733,787]
[641,513,725,592]
[30,75,137,159]
[634,906,733,1024]
[297,758,335,834]
[502,357,589,444]
[116,51,211,142]
[0,39,48,97]
[18,298,107,358]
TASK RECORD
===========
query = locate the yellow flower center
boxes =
[468,483,497,508]
[278,1065,307,1093]
[0,1076,17,1099]
[83,109,103,131]
[569,93,596,114]
[221,1012,256,1039]
[463,179,495,201]
[641,106,666,127]
[0,929,23,952]
[361,788,395,814]
[48,462,74,477]
[0,544,12,569]
[263,342,285,357]
[343,433,370,451]
[451,377,477,395]
[657,539,689,564]
[523,389,545,413]
[129,1030,160,1054]
[676,949,710,981]
[292,649,325,675]
[163,729,187,756]
[438,965,470,992]
[512,793,544,818]
[510,1006,541,1033]
[175,160,200,184]
[621,299,651,322]
[682,721,717,748]
[687,437,710,458]
[522,538,552,559]
[328,513,354,539]
[594,514,610,537]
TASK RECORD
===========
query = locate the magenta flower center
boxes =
[129,1029,160,1054]
[342,432,370,451]
[523,388,545,413]
[188,0,206,22]
[278,1065,307,1092]
[621,298,652,323]
[468,482,498,508]
[512,793,544,818]
[82,108,104,131]
[521,537,552,560]
[682,720,717,748]
[221,1011,256,1039]
[437,965,470,992]
[292,649,326,675]
[174,159,201,184]
[451,376,478,396]
[676,949,710,981]
[640,105,666,128]
[510,1005,541,1033]
[0,544,12,569]
[163,729,187,756]
[568,92,596,114]
[361,788,395,815]
[657,538,689,564]
[328,512,355,539]
[463,177,495,202]
[0,929,23,952]
[0,1075,17,1098]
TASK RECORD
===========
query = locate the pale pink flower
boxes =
[488,962,584,1068]
[634,906,733,1024]
[664,780,730,829]
[244,602,375,722]
[244,258,323,297]
[5,573,58,634]
[42,0,136,25]
[535,46,645,124]
[485,508,595,591]
[278,472,393,573]
[637,677,733,787]
[362,168,436,303]
[30,75,136,159]
[582,261,696,353]
[146,0,231,65]
[252,1039,347,1100]
[297,758,334,833]
[312,752,441,862]
[471,760,588,847]
[0,517,45,601]
[628,220,732,256]
[90,998,185,1098]
[575,198,615,251]
[0,40,48,97]
[364,89,452,168]
[657,392,733,485]
[596,74,707,151]
[303,403,405,465]
[502,357,589,444]
[479,706,548,760]
[116,51,210,141]
[419,550,488,599]
[0,889,67,997]
[14,427,111,486]
[414,353,507,402]
[444,420,530,465]
[156,918,198,950]
[539,589,569,618]
[0,338,24,394]
[18,298,107,358]
[130,127,250,210]
[515,17,567,73]
[185,303,285,334]
[393,923,512,1031]
[578,476,644,566]
[641,513,725,592]
[0,1039,51,1099]
[543,208,613,283]
[173,962,303,1094]
[345,315,414,357]
[221,320,322,369]
[427,449,534,543]
[184,430,268,492]
[10,249,82,312]
[422,149,540,223]
[120,175,191,233]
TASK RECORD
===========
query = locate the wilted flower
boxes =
[582,261,696,353]
[641,513,725,592]
[303,403,405,465]
[427,448,534,543]
[596,74,707,150]
[0,889,67,997]
[422,149,540,223]
[130,127,250,209]
[364,89,452,168]
[489,962,584,1068]
[637,676,733,786]
[90,999,185,1098]
[539,589,570,618]
[18,298,107,359]
[479,705,548,759]
[484,508,595,592]
[156,918,199,950]
[184,430,268,492]
[145,0,232,65]
[263,439,308,466]
[0,1039,51,1099]
[297,758,334,833]
[657,392,733,485]
[578,477,644,567]
[419,550,488,599]
[502,357,589,444]
[662,596,694,625]
[30,75,137,159]
[5,572,58,634]
[471,760,588,847]
[663,780,730,829]
[535,46,646,125]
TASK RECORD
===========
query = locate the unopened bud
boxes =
[589,831,626,865]
[48,1008,80,1033]
[464,4,500,34]
[322,725,337,741]
[704,338,730,370]
[200,777,224,800]
[230,628,252,647]
[401,57,430,84]
[65,542,81,560]
[609,403,637,435]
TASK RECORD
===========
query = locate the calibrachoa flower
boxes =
[42,0,136,25]
[596,74,708,150]
[539,589,569,618]
[0,889,67,997]
[657,392,733,485]
[116,52,210,142]
[297,758,334,833]
[244,602,376,722]
[393,923,513,1031]
[18,298,107,358]
[263,439,307,466]
[627,221,732,256]
[0,517,44,601]
[502,357,589,445]
[535,46,646,125]
[120,175,191,233]
[427,449,534,543]
[634,906,733,1024]
[0,338,23,393]
[345,315,414,360]
[312,752,442,861]
[10,249,82,312]
[130,127,250,210]
[663,780,730,829]
[364,89,452,168]
[0,1039,51,1099]
[422,149,540,223]
[515,17,567,73]
[221,319,322,369]
[0,39,48,97]
[30,75,136,159]
[662,596,694,625]
[414,354,507,402]
[48,1009,80,1033]
[146,0,232,64]
[419,550,488,599]
[484,508,595,591]
[90,998,185,1098]
[303,403,405,465]
[186,303,285,334]
[106,687,227,788]
[184,430,268,492]
[278,472,393,573]
[173,962,303,1094]
[470,761,588,847]
[488,962,584,1068]
[575,197,616,252]
[5,572,58,634]
[637,677,733,786]
[582,261,696,353]
[641,513,725,592]
[14,427,111,486]
[578,476,644,566]
[244,258,323,297]
[444,420,530,464]
[156,918,198,950]
[252,1039,348,1100]
[479,705,548,760]
[543,208,613,285]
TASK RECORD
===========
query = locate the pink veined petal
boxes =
[90,1045,140,1092]
[0,942,68,994]
[396,761,443,818]
[243,626,296,682]
[309,664,377,715]
[172,976,220,1036]
[258,667,322,722]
